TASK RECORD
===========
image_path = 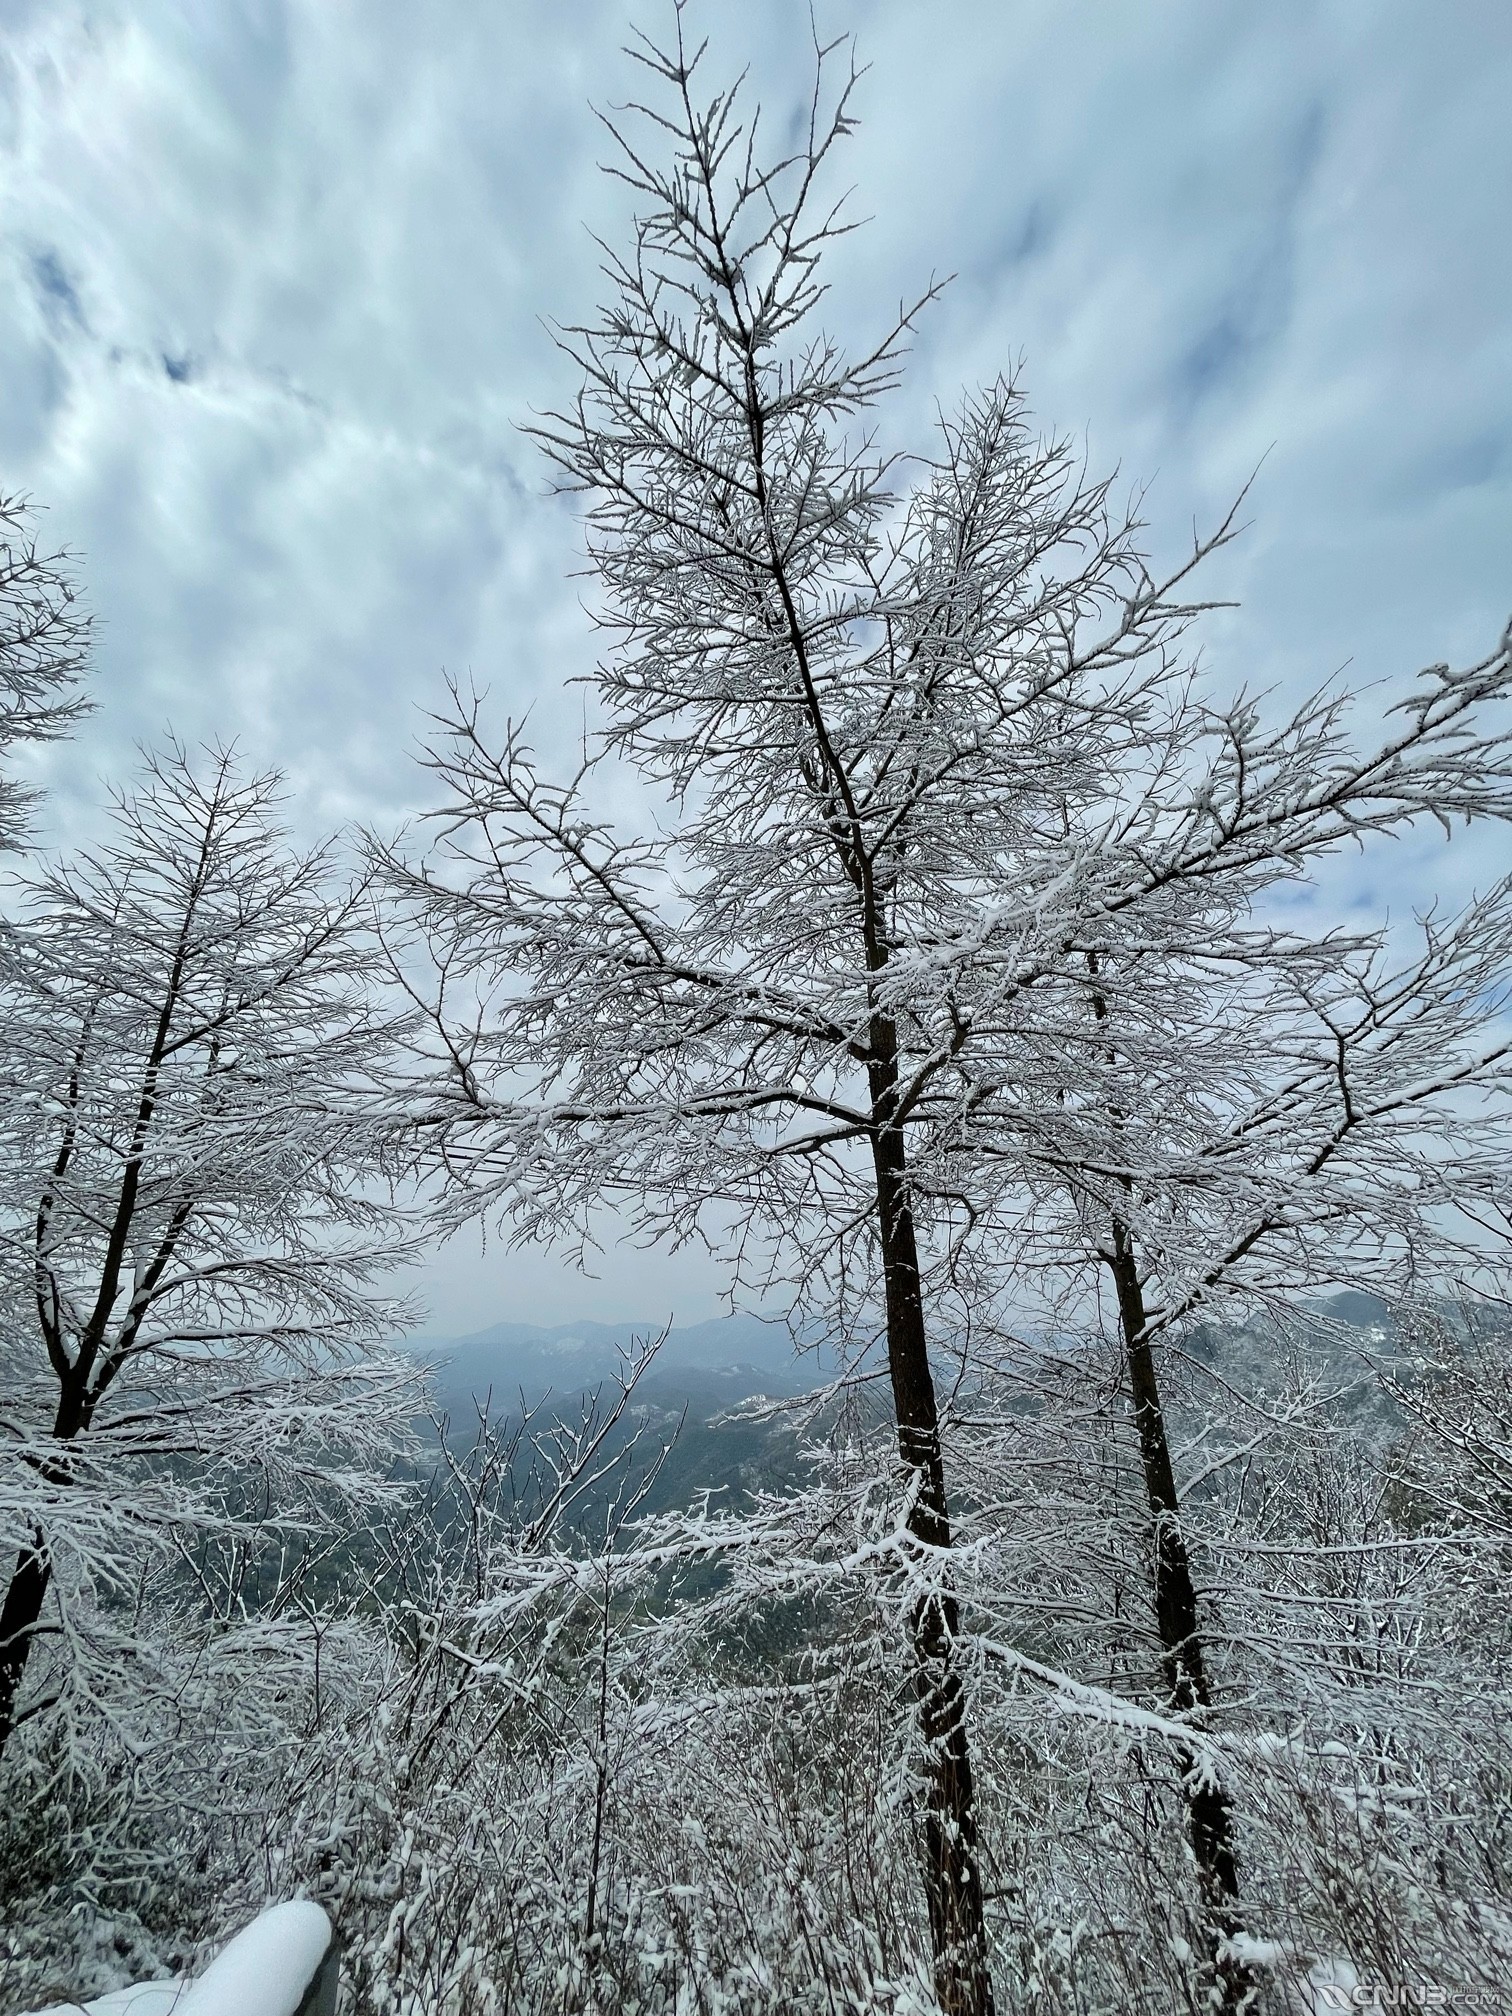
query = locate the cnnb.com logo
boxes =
[1316,1987,1473,2010]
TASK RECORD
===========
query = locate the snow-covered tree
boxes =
[378,11,1512,2010]
[0,743,417,1769]
[0,492,92,848]
[946,880,1512,1990]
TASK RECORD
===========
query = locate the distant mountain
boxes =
[412,1293,1419,1424]
[401,1292,1436,1528]
[408,1313,828,1421]
[397,1315,838,1533]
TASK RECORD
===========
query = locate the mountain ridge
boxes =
[408,1311,823,1418]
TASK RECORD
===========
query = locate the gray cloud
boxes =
[1,0,1508,1334]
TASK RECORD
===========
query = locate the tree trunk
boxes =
[0,1532,51,1763]
[0,1382,88,1765]
[1107,1223,1251,2009]
[872,1117,995,2016]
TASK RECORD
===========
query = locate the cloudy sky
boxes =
[2,0,1509,1338]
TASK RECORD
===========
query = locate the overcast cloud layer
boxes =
[2,0,1509,1335]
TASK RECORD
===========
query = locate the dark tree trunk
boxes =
[0,1532,52,1763]
[0,1380,88,1765]
[1107,1223,1252,2010]
[871,1113,995,2016]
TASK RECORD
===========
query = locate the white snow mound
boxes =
[24,1902,335,2016]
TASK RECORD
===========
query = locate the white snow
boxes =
[24,1904,335,2016]
[28,1988,185,2016]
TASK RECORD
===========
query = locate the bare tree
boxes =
[380,10,1512,2009]
[0,492,92,848]
[0,743,417,1767]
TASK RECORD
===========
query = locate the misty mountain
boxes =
[410,1294,1422,1430]
[410,1312,827,1422]
[399,1292,1438,1535]
[400,1314,838,1534]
